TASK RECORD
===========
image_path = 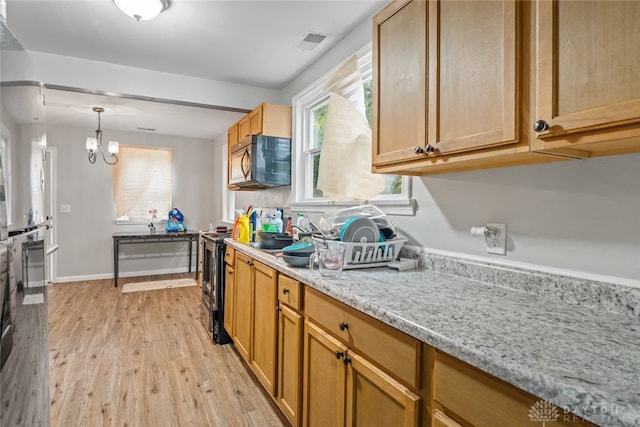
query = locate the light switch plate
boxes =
[486,223,506,255]
[60,204,71,213]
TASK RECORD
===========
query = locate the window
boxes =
[291,46,413,214]
[113,145,173,222]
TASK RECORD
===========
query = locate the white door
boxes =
[45,147,58,283]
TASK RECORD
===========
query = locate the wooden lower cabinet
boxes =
[302,320,420,427]
[302,320,348,427]
[348,351,420,427]
[223,264,235,336]
[230,252,278,393]
[232,252,253,362]
[432,351,597,427]
[277,304,303,426]
[250,261,278,395]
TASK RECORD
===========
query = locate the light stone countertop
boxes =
[225,239,640,427]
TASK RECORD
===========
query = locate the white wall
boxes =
[49,124,220,281]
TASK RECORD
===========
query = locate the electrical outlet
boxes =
[486,223,506,255]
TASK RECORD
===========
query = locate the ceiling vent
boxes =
[297,32,328,51]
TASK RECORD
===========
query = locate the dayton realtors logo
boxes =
[529,400,625,425]
[529,400,560,426]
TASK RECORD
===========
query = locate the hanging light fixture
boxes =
[86,107,119,165]
[113,0,169,21]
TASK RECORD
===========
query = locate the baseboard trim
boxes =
[54,267,191,284]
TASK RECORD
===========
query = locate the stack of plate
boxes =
[339,218,381,243]
[281,242,315,267]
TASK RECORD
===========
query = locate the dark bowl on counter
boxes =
[257,232,294,249]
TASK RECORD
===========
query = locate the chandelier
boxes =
[113,0,169,21]
[86,107,119,165]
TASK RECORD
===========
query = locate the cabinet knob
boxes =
[335,351,344,360]
[533,120,549,133]
[343,356,352,366]
[282,288,289,294]
[414,144,436,155]
[339,322,349,331]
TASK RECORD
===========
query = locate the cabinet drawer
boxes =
[224,246,235,267]
[278,275,302,311]
[305,287,420,389]
[434,351,596,427]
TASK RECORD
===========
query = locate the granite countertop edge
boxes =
[225,239,640,427]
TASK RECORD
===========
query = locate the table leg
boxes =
[194,237,199,279]
[188,237,193,273]
[113,238,119,287]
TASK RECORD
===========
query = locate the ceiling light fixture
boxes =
[113,0,168,21]
[86,107,119,165]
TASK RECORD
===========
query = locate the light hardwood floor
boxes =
[48,274,288,427]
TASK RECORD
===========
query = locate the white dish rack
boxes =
[340,239,407,269]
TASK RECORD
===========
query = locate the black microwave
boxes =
[229,135,291,189]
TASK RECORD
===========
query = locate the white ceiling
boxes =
[4,0,386,139]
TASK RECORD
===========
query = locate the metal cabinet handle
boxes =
[414,144,436,155]
[282,288,289,294]
[343,356,352,366]
[335,351,344,360]
[533,120,549,133]
[339,322,349,331]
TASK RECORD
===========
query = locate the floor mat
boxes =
[121,278,197,293]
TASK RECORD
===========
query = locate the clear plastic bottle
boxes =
[296,213,310,232]
[275,210,283,233]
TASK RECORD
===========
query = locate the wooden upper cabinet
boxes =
[532,0,640,155]
[372,0,427,167]
[228,123,239,147]
[372,0,538,175]
[230,102,292,144]
[428,0,519,155]
[248,106,263,136]
[238,116,250,141]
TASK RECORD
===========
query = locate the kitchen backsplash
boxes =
[400,245,640,318]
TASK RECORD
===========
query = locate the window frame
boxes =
[290,44,415,216]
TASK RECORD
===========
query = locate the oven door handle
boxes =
[240,148,251,179]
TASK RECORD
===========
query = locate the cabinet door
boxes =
[277,304,303,427]
[346,350,420,427]
[534,1,640,147]
[238,116,250,140]
[432,409,462,427]
[302,321,348,427]
[223,265,235,337]
[233,253,253,362]
[248,105,264,135]
[228,123,239,146]
[372,0,427,167]
[428,0,519,155]
[250,261,278,395]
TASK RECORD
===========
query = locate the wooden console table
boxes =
[112,231,199,287]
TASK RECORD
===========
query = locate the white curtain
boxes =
[316,56,384,201]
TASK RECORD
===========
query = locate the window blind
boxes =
[112,145,173,222]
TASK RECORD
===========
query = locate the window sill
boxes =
[288,198,416,216]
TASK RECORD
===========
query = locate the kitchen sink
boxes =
[249,242,282,256]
